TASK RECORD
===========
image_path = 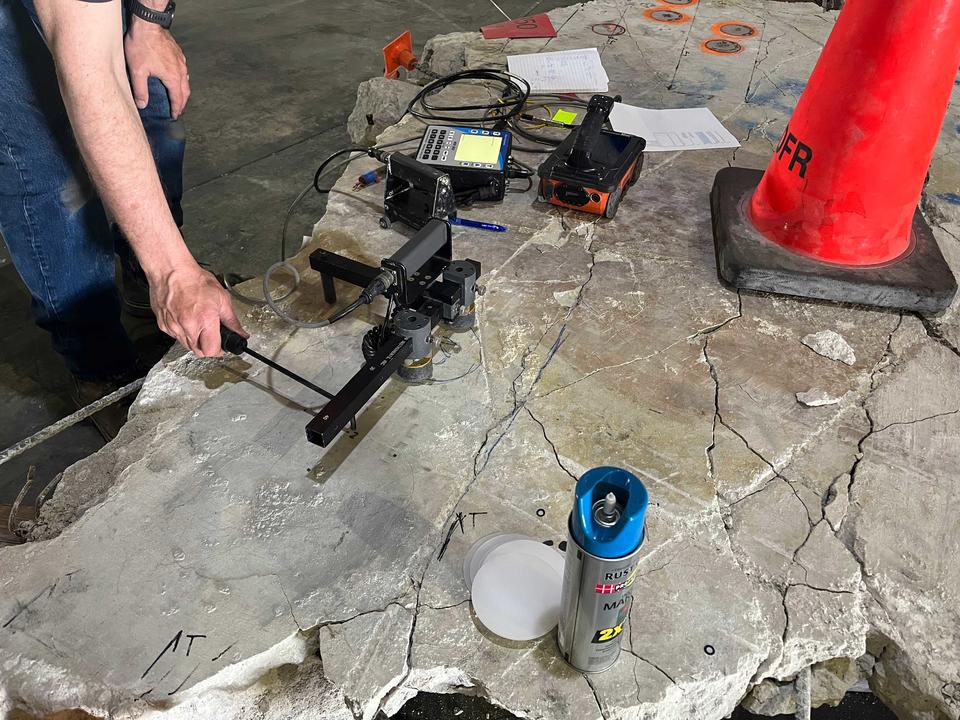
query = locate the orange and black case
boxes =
[537,96,645,219]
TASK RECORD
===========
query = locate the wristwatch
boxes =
[130,0,176,29]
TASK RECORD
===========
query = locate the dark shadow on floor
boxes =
[0,261,104,511]
[380,689,898,720]
[0,259,172,514]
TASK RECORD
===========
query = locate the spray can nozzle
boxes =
[593,491,621,527]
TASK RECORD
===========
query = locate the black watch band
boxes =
[130,0,176,29]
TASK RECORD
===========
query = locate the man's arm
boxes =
[33,0,242,357]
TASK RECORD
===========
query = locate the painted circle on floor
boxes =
[591,22,627,36]
[661,0,698,5]
[702,38,743,55]
[712,21,758,37]
[644,8,690,24]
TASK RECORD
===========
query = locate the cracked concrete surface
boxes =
[3,1,960,718]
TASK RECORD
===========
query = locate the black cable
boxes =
[510,144,556,154]
[326,297,365,325]
[502,95,591,149]
[406,69,530,124]
[507,157,535,178]
[313,146,368,194]
[508,176,534,193]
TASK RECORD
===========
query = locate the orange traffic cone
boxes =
[711,0,960,312]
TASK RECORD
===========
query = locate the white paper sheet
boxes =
[506,48,609,94]
[608,103,740,152]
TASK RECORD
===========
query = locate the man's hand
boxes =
[149,262,246,357]
[124,17,190,117]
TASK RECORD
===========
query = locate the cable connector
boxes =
[353,167,384,190]
[360,268,396,304]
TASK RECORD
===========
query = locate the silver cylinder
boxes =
[557,519,643,673]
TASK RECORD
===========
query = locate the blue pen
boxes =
[450,217,508,232]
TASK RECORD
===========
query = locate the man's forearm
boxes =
[32,0,244,356]
[37,1,194,284]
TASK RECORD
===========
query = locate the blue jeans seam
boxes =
[0,118,61,320]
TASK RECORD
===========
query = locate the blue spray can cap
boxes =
[570,467,648,559]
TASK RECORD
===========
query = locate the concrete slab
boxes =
[3,1,960,719]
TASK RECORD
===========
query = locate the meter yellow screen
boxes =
[455,135,501,164]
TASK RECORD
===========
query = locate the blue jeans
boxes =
[0,0,185,380]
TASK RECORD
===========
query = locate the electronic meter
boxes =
[416,125,512,201]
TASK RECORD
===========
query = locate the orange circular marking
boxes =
[701,37,744,55]
[642,7,691,24]
[661,0,699,5]
[710,21,758,39]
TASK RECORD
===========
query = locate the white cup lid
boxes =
[463,533,530,590]
[485,538,565,578]
[471,552,563,641]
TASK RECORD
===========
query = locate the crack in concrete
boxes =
[821,473,848,533]
[787,581,854,597]
[317,600,407,631]
[526,407,578,482]
[538,292,743,402]
[691,291,744,340]
[276,577,303,632]
[778,587,792,658]
[622,646,677,686]
[873,407,960,433]
[625,598,681,703]
[473,221,601,477]
[845,314,904,501]
[915,311,960,360]
[584,673,607,720]
[746,313,906,679]
[371,225,603,715]
[703,339,815,526]
[421,598,470,612]
[377,576,424,718]
[666,0,701,92]
[745,32,781,103]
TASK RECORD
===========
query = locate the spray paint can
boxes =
[557,466,649,673]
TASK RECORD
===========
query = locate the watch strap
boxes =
[130,0,176,29]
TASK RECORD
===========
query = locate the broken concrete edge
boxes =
[24,350,213,542]
[178,631,309,704]
[0,626,308,719]
[345,30,487,144]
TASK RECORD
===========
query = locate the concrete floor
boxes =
[0,0,571,509]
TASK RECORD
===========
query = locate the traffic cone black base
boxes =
[710,168,957,313]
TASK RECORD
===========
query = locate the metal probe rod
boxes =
[242,346,335,401]
[220,326,357,433]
